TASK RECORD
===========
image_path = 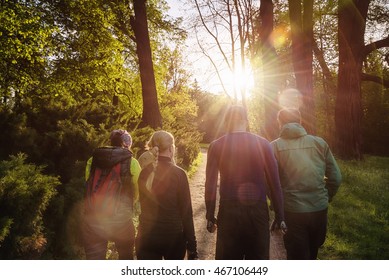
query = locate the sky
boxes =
[165,1,219,93]
[165,0,252,96]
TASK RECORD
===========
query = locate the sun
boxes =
[223,65,255,99]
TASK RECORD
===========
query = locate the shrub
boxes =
[0,154,59,259]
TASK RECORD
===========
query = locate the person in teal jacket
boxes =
[271,108,342,260]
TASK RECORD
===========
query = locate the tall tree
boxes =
[259,0,280,140]
[288,0,315,133]
[335,0,389,159]
[131,0,162,128]
[192,0,258,106]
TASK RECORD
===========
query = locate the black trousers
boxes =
[215,201,270,260]
[136,228,186,260]
[283,209,328,260]
[82,217,135,260]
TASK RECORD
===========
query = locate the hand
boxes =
[270,220,287,234]
[206,219,217,233]
[187,250,199,260]
[280,221,287,234]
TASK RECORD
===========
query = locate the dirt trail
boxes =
[189,148,286,260]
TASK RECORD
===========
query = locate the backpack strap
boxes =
[119,156,133,199]
[120,156,131,178]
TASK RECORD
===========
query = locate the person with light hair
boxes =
[271,108,342,260]
[136,130,198,260]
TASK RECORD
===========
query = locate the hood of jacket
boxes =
[280,123,307,139]
[92,146,132,169]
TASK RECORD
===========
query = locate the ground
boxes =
[189,149,287,260]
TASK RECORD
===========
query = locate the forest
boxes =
[0,0,388,259]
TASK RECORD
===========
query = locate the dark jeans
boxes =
[136,228,186,260]
[215,201,270,260]
[283,209,328,260]
[82,215,135,260]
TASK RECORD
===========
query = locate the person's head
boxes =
[110,129,132,148]
[224,105,248,132]
[146,130,175,159]
[138,147,158,169]
[277,108,301,127]
[144,131,175,191]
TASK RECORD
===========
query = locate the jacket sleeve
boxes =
[178,170,197,252]
[204,142,218,222]
[130,158,142,214]
[324,146,342,201]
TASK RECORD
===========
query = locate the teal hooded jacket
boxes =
[271,123,342,213]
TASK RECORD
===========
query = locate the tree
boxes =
[131,0,162,128]
[311,1,338,144]
[191,0,259,107]
[259,0,281,140]
[0,0,55,107]
[288,0,315,133]
[335,0,389,159]
[362,52,389,155]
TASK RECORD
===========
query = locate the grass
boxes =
[319,155,389,259]
[187,147,204,178]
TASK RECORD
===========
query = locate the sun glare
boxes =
[223,66,255,99]
[278,88,302,109]
[272,25,288,48]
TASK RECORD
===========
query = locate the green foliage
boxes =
[362,83,389,156]
[161,89,203,169]
[0,100,143,259]
[131,126,156,158]
[0,153,59,259]
[0,0,203,260]
[44,173,86,259]
[319,156,389,259]
[361,52,389,156]
[187,149,203,179]
[0,1,55,102]
[189,84,231,143]
[248,90,266,135]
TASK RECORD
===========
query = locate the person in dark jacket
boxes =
[271,107,342,259]
[136,130,198,260]
[83,129,141,260]
[205,105,286,260]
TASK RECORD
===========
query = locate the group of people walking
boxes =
[82,104,342,260]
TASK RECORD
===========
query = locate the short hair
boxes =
[224,105,248,132]
[110,129,132,147]
[277,108,301,126]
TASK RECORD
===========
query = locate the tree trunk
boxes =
[335,0,370,159]
[260,0,280,140]
[288,0,315,134]
[234,0,247,109]
[131,0,162,129]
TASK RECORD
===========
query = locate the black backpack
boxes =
[85,147,133,217]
